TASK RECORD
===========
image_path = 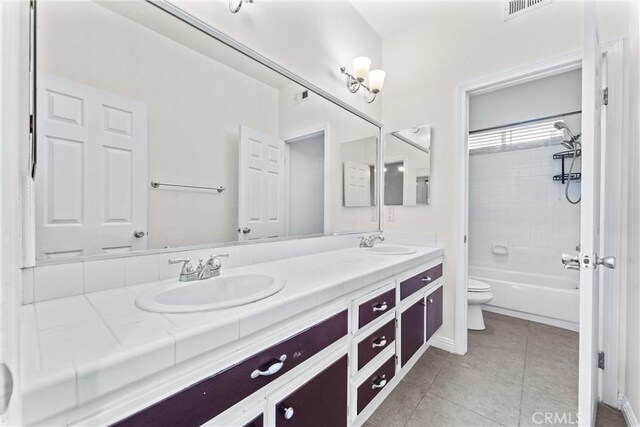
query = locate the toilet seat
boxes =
[468,278,491,292]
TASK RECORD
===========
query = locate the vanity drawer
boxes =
[356,355,396,414]
[112,310,348,427]
[358,288,396,329]
[400,263,442,300]
[357,318,395,370]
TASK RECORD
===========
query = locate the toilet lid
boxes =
[468,278,491,292]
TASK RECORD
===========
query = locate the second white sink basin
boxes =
[358,245,417,255]
[136,273,285,313]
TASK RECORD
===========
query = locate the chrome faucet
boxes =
[358,234,385,248]
[168,254,229,282]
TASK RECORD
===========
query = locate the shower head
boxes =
[554,121,568,131]
[554,121,579,149]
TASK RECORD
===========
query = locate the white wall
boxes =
[174,1,383,123]
[469,146,580,281]
[469,68,582,131]
[378,0,631,343]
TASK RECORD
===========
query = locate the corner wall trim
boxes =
[621,395,639,427]
[429,336,455,353]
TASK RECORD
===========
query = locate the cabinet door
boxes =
[426,287,443,341]
[243,414,264,427]
[400,299,425,367]
[275,355,348,427]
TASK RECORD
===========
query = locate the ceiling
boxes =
[349,1,440,40]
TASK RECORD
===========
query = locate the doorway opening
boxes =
[285,130,326,237]
[456,40,624,424]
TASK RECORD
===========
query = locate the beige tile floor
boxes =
[365,311,627,427]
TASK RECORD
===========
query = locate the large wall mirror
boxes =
[32,1,381,262]
[384,126,431,206]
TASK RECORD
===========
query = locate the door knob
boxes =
[595,254,616,269]
[133,230,146,238]
[237,227,251,234]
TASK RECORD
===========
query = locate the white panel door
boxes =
[343,160,371,207]
[36,73,147,259]
[579,3,608,425]
[238,125,285,240]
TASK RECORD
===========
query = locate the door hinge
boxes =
[464,235,468,243]
[602,87,609,106]
[29,114,34,135]
[598,351,605,370]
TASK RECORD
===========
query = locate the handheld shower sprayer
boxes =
[554,121,581,150]
[554,121,581,204]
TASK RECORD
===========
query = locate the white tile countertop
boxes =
[20,244,443,425]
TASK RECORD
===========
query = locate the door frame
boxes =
[455,40,624,406]
[283,125,330,237]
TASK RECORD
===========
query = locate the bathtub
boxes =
[469,266,580,331]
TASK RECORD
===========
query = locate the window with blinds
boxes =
[468,118,565,154]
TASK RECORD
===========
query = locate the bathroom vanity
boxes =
[20,242,444,426]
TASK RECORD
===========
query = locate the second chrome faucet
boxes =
[168,254,229,282]
[358,234,385,248]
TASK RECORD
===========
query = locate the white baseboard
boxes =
[483,305,579,332]
[429,335,455,353]
[620,394,639,427]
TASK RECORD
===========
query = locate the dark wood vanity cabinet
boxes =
[426,286,443,341]
[111,310,347,427]
[275,355,348,427]
[400,299,425,367]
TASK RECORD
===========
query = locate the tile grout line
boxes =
[517,328,530,426]
[402,351,452,427]
[426,356,509,427]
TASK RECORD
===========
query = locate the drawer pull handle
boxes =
[250,354,287,379]
[282,406,294,420]
[372,374,387,389]
[372,336,387,348]
[372,302,388,312]
[421,276,432,283]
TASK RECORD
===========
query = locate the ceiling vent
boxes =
[504,0,552,21]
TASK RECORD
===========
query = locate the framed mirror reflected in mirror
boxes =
[32,0,381,262]
[384,126,431,206]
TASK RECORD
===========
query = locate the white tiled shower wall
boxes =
[468,145,580,281]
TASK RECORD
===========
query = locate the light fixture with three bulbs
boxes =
[340,57,385,103]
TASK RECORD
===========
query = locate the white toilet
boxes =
[467,278,493,330]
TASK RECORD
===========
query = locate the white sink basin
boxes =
[135,274,286,313]
[358,245,417,255]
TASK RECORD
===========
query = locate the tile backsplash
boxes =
[468,146,580,280]
[22,231,437,304]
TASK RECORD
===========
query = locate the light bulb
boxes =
[368,69,386,93]
[352,57,371,82]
